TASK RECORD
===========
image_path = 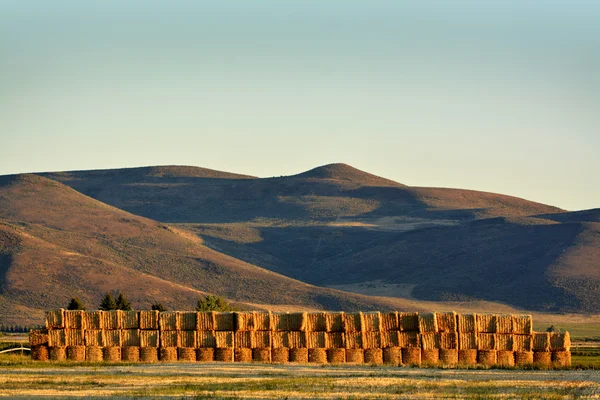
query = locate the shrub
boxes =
[196,295,233,312]
[66,298,86,310]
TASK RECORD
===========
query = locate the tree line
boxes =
[66,293,233,312]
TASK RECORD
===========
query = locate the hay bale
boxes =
[326,332,345,349]
[477,333,496,351]
[515,351,534,366]
[214,331,234,348]
[272,332,288,348]
[121,311,139,329]
[478,350,497,366]
[399,312,419,331]
[140,330,159,347]
[235,347,253,362]
[67,346,85,361]
[362,332,381,349]
[235,312,255,331]
[121,329,140,347]
[83,311,102,330]
[198,331,217,348]
[197,312,215,331]
[307,332,327,349]
[178,347,197,362]
[271,312,288,331]
[287,312,307,331]
[458,332,477,350]
[102,310,122,330]
[253,311,272,331]
[31,345,49,361]
[45,309,64,329]
[436,312,457,332]
[362,312,381,332]
[289,348,308,363]
[139,310,159,330]
[364,348,383,365]
[287,332,307,349]
[533,351,552,367]
[496,314,513,334]
[512,315,532,335]
[160,331,179,348]
[85,330,104,346]
[327,348,346,364]
[308,348,327,363]
[325,312,344,332]
[457,314,476,333]
[272,347,289,363]
[550,332,571,351]
[178,330,197,349]
[458,349,478,365]
[49,329,66,347]
[497,350,515,367]
[65,329,85,346]
[159,312,178,331]
[86,346,103,362]
[103,346,121,362]
[401,347,421,366]
[552,351,571,367]
[496,334,514,351]
[514,335,533,352]
[342,312,364,333]
[439,349,458,366]
[253,347,271,363]
[178,312,196,331]
[381,331,399,348]
[122,346,140,362]
[253,331,272,348]
[421,333,440,350]
[383,347,402,365]
[346,348,364,364]
[235,331,254,349]
[29,331,49,347]
[306,312,327,332]
[103,330,122,347]
[160,347,178,362]
[140,347,159,363]
[197,348,215,362]
[49,346,66,361]
[345,332,363,349]
[380,312,399,332]
[398,331,420,348]
[64,310,84,329]
[440,332,458,350]
[476,314,497,333]
[533,333,550,352]
[418,313,438,333]
[421,349,440,365]
[214,312,235,331]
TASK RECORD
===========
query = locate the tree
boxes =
[195,295,232,312]
[99,293,117,311]
[546,325,558,333]
[116,292,132,311]
[66,298,86,310]
[151,303,167,312]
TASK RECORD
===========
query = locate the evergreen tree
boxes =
[66,298,86,310]
[99,293,117,311]
[195,295,232,312]
[151,303,167,312]
[116,292,132,311]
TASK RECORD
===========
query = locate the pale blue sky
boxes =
[1,1,598,210]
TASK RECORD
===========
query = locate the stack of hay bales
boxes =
[399,312,421,365]
[139,310,159,362]
[101,310,122,362]
[121,311,140,362]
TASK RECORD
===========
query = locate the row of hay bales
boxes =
[30,310,571,367]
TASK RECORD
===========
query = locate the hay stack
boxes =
[436,312,457,332]
[362,312,381,332]
[458,332,477,350]
[308,348,327,363]
[178,312,196,331]
[457,314,476,333]
[476,314,497,333]
[64,310,84,329]
[399,312,419,331]
[214,312,235,331]
[122,346,140,362]
[46,309,64,329]
[235,312,255,331]
[49,329,66,347]
[306,312,327,332]
[65,329,85,346]
[512,315,532,335]
[458,349,478,365]
[67,346,85,361]
[160,331,179,348]
[178,347,197,362]
[515,351,534,366]
[364,348,383,365]
[121,311,139,329]
[197,312,215,331]
[325,312,344,332]
[478,350,497,366]
[381,331,399,348]
[345,332,363,349]
[346,348,364,364]
[178,330,196,349]
[252,347,271,363]
[289,348,308,363]
[235,331,253,349]
[552,351,571,367]
[140,330,159,348]
[102,310,122,330]
[272,347,289,363]
[401,348,421,366]
[140,347,159,363]
[103,330,122,347]
[83,311,102,330]
[29,331,49,347]
[198,331,217,348]
[31,345,49,361]
[253,331,272,348]
[496,315,513,334]
[477,333,496,351]
[380,312,399,332]
[326,332,345,349]
[550,332,571,351]
[287,332,307,348]
[342,312,363,332]
[139,311,159,330]
[514,335,533,352]
[362,332,381,349]
[159,347,178,362]
[418,313,438,333]
[271,312,288,332]
[197,348,215,362]
[440,332,458,350]
[420,333,440,350]
[439,349,458,366]
[85,330,104,347]
[497,351,515,367]
[86,346,103,362]
[49,346,66,361]
[287,312,307,331]
[421,349,439,365]
[533,333,550,352]
[214,331,234,348]
[103,346,121,362]
[272,332,288,348]
[327,348,346,363]
[398,332,420,348]
[235,348,253,362]
[121,329,140,347]
[253,311,271,331]
[383,347,402,365]
[159,312,178,331]
[496,334,514,351]
[307,332,327,349]
[533,351,552,367]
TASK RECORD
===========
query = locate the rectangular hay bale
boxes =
[159,312,178,331]
[83,311,103,330]
[477,333,496,351]
[139,311,159,330]
[496,334,514,351]
[398,331,420,348]
[305,312,327,332]
[253,311,272,331]
[514,335,533,352]
[458,332,477,350]
[45,309,64,329]
[326,332,345,348]
[65,329,85,346]
[342,312,363,332]
[271,312,288,331]
[214,312,235,331]
[287,312,307,331]
[139,330,159,347]
[235,331,254,348]
[457,314,476,333]
[102,310,122,330]
[512,315,532,335]
[121,329,141,347]
[197,312,215,331]
[381,331,399,348]
[121,311,139,329]
[550,332,571,351]
[436,312,457,332]
[362,332,381,349]
[253,331,272,348]
[399,312,419,331]
[440,332,458,350]
[160,330,179,348]
[345,332,363,349]
[48,329,66,347]
[418,313,438,333]
[380,312,399,331]
[496,315,513,334]
[197,331,217,348]
[306,332,327,348]
[533,332,550,352]
[178,330,197,348]
[103,330,122,347]
[325,312,344,332]
[235,312,255,331]
[85,329,104,346]
[64,310,85,329]
[214,331,234,348]
[476,314,497,333]
[287,331,307,348]
[421,333,440,350]
[178,312,197,331]
[362,312,382,332]
[271,332,289,348]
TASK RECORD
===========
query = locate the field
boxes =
[1,354,599,399]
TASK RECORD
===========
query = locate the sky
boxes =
[1,1,599,211]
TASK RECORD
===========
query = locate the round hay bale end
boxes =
[197,348,215,362]
[515,351,533,366]
[346,349,364,364]
[533,351,552,367]
[67,346,85,361]
[552,351,571,367]
[122,347,140,362]
[215,348,234,362]
[235,348,253,362]
[31,345,49,361]
[383,347,402,365]
[308,348,327,363]
[401,348,421,366]
[272,347,289,363]
[140,347,159,363]
[327,348,346,364]
[86,346,103,362]
[253,347,271,363]
[439,349,458,366]
[103,346,121,362]
[160,347,178,362]
[478,350,497,366]
[178,347,197,362]
[289,348,308,363]
[458,349,477,366]
[497,351,515,367]
[49,346,66,361]
[421,349,439,366]
[364,348,383,365]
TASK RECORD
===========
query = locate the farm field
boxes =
[1,355,599,399]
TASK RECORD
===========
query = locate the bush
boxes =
[196,295,233,312]
[151,303,167,312]
[99,293,117,311]
[66,298,86,310]
[116,293,132,311]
